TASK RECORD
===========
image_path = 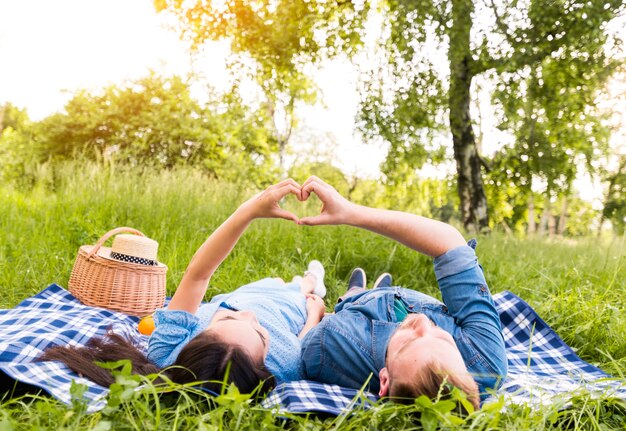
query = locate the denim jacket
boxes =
[301,240,507,400]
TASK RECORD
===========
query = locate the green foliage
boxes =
[357,0,625,228]
[0,104,39,187]
[559,197,597,237]
[290,159,460,222]
[155,0,368,74]
[21,73,279,187]
[155,0,370,170]
[0,103,30,133]
[380,174,459,222]
[491,36,616,201]
[1,164,626,429]
[602,156,626,235]
[485,172,602,237]
[483,175,526,233]
[288,160,352,196]
[38,74,211,164]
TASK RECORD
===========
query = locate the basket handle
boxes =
[88,227,146,258]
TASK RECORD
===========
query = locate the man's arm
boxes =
[299,176,507,390]
[299,176,466,257]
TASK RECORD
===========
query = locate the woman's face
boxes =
[206,309,270,361]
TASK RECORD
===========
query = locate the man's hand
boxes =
[299,176,357,226]
[299,175,466,257]
[240,178,302,222]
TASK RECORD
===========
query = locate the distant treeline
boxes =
[0,72,624,236]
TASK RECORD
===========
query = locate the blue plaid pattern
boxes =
[1,286,624,414]
[493,290,626,405]
[262,290,626,412]
[263,380,378,415]
[0,284,145,411]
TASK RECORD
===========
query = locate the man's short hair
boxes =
[388,359,480,414]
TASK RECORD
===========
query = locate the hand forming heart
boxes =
[242,176,355,226]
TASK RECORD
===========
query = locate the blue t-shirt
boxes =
[147,278,308,382]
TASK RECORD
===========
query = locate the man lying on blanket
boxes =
[298,177,508,410]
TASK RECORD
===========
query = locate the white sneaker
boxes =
[305,260,326,298]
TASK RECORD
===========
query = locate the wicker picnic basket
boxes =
[68,227,167,316]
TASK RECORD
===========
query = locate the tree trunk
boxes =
[548,213,556,237]
[557,197,568,235]
[265,96,292,176]
[599,157,626,236]
[538,196,551,236]
[448,0,489,232]
[277,138,287,175]
[527,194,536,235]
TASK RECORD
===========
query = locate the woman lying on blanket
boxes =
[41,179,326,396]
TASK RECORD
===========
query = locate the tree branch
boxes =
[478,153,492,173]
[483,0,517,47]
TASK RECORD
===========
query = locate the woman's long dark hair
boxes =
[38,330,276,396]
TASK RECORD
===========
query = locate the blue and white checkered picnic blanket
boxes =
[1,285,624,414]
[490,290,626,406]
[0,284,144,411]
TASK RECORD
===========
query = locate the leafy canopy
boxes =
[28,73,279,185]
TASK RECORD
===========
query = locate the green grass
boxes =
[1,161,625,429]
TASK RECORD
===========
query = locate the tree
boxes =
[35,73,279,184]
[486,5,621,232]
[488,27,617,235]
[0,103,29,134]
[0,104,37,186]
[359,0,625,231]
[38,74,220,165]
[601,155,626,235]
[154,0,369,173]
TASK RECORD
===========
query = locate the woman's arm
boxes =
[167,179,302,314]
[298,176,466,257]
[298,294,325,339]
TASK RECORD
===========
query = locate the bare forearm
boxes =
[168,206,253,312]
[298,316,322,339]
[346,204,467,258]
[184,207,253,282]
[299,176,466,258]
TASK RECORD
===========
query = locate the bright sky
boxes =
[0,1,624,193]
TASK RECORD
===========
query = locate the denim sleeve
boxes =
[301,313,385,393]
[433,241,507,386]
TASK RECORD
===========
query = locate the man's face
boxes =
[379,313,468,396]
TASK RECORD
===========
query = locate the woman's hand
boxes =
[305,294,326,322]
[240,178,302,222]
[299,294,326,339]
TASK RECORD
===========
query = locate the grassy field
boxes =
[1,163,625,430]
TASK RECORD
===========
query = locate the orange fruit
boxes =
[138,315,155,335]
